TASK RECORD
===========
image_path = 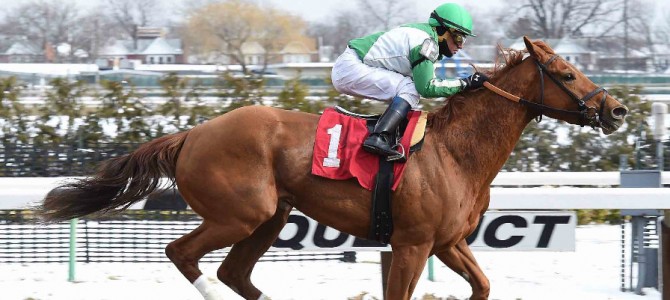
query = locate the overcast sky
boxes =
[2,0,506,23]
[263,0,505,22]
[2,0,667,27]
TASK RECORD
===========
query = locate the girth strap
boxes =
[368,157,394,244]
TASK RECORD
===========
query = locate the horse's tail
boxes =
[39,130,190,223]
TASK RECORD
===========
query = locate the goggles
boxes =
[449,28,467,46]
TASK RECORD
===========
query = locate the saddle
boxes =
[331,106,426,244]
[334,106,425,155]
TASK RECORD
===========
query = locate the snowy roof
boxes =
[101,40,129,56]
[279,41,315,54]
[0,41,42,55]
[241,41,266,55]
[99,38,182,56]
[502,37,591,54]
[142,37,182,55]
[553,38,591,54]
[2,41,40,55]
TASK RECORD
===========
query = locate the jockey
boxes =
[331,2,489,159]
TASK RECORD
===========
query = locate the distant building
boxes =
[500,36,669,73]
[650,44,670,73]
[502,37,598,71]
[186,38,319,66]
[0,37,43,63]
[97,27,185,68]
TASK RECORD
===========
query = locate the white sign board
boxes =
[270,211,576,252]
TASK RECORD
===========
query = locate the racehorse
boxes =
[39,36,628,300]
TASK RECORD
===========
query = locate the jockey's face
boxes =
[437,30,461,57]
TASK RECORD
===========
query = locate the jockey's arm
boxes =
[411,48,463,98]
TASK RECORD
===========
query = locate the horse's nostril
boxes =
[612,106,628,118]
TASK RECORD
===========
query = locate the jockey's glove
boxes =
[460,72,489,91]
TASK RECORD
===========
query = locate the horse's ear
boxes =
[523,36,540,59]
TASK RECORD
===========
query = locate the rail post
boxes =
[652,102,667,299]
[427,256,435,281]
[68,218,77,282]
[663,214,669,300]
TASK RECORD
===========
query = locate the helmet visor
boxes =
[431,11,473,37]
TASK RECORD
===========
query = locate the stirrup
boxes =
[386,143,406,162]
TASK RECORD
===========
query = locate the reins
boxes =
[482,55,611,128]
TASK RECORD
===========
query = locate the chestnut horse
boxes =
[39,37,628,300]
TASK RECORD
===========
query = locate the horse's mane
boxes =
[427,46,527,132]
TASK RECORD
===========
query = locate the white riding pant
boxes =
[331,47,420,109]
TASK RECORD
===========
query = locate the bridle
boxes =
[484,54,614,128]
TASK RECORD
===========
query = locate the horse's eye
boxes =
[563,73,576,82]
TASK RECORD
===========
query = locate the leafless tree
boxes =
[657,8,670,43]
[0,0,82,62]
[185,0,310,74]
[626,0,667,71]
[104,0,161,40]
[511,0,625,39]
[355,0,416,31]
[0,0,120,63]
[462,4,508,45]
[308,10,370,58]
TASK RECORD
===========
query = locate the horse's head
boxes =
[522,36,628,134]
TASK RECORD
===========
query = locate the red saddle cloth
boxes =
[311,107,423,191]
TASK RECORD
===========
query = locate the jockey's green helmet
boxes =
[429,3,475,37]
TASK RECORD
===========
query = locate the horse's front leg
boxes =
[435,239,490,300]
[386,243,432,300]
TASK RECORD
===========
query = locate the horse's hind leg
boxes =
[435,239,490,300]
[217,201,292,300]
[165,220,262,299]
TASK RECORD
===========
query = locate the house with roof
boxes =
[502,37,598,71]
[501,36,661,73]
[98,27,184,68]
[278,40,318,64]
[186,38,318,66]
[0,37,43,63]
[650,44,670,73]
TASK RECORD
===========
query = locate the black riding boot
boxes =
[363,96,411,159]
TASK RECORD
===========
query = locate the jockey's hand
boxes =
[460,72,489,91]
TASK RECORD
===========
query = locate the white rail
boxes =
[1,173,668,210]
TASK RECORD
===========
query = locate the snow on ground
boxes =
[1,225,661,300]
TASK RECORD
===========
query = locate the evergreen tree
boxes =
[35,78,86,145]
[98,80,151,144]
[0,77,29,144]
[275,74,324,113]
[158,73,215,131]
[217,72,266,113]
[503,121,560,172]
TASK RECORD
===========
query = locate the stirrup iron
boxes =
[386,143,406,162]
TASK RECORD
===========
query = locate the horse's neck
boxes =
[432,71,535,186]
